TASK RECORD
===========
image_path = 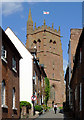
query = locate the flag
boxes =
[80,48,82,63]
[43,11,49,14]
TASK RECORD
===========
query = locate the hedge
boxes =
[34,105,43,112]
[20,101,31,109]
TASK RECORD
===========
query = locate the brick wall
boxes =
[1,29,20,119]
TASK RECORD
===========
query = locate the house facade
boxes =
[68,29,82,106]
[70,28,84,120]
[5,27,33,105]
[0,27,21,119]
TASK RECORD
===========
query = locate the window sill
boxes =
[12,107,17,110]
[1,56,7,63]
[12,68,17,73]
[1,104,8,109]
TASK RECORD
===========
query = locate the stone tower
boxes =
[26,9,65,107]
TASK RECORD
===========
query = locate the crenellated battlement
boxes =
[33,19,60,35]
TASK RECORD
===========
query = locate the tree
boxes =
[44,77,50,106]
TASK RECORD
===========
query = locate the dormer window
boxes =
[12,57,17,73]
[1,46,7,63]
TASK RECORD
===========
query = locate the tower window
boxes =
[53,41,56,44]
[33,40,37,44]
[53,62,54,70]
[49,40,52,43]
[52,73,54,78]
[38,39,41,43]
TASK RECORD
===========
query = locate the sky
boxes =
[0,2,83,75]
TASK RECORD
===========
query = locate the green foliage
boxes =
[34,105,43,112]
[44,77,50,106]
[20,101,31,109]
[42,104,51,111]
[59,106,63,109]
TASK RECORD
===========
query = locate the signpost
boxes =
[31,95,37,115]
[31,95,37,101]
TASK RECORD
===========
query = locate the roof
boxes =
[5,27,33,59]
[0,27,22,59]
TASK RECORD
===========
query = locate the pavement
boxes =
[33,108,74,120]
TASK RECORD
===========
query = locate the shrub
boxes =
[34,105,43,112]
[20,101,32,109]
[59,107,63,109]
[44,77,50,106]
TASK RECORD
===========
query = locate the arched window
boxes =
[2,80,5,105]
[50,85,55,100]
[53,41,56,44]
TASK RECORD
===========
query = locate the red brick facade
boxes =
[26,9,65,107]
[70,28,84,120]
[0,27,21,119]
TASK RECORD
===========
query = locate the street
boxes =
[34,108,74,120]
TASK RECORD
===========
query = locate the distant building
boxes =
[26,9,65,107]
[0,27,21,119]
[5,27,33,104]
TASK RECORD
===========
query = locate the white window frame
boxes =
[41,78,43,87]
[12,88,17,110]
[12,57,17,73]
[1,81,5,105]
[1,46,7,63]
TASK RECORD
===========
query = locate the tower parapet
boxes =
[33,19,60,36]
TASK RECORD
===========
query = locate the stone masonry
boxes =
[26,9,65,107]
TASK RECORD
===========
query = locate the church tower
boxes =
[26,9,65,107]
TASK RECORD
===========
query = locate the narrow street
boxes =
[34,108,74,120]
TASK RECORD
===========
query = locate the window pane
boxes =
[2,81,5,105]
[13,88,15,108]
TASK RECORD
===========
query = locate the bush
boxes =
[59,107,63,109]
[34,105,43,112]
[20,101,32,109]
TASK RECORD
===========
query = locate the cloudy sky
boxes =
[0,1,83,75]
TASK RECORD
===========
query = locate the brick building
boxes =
[68,29,82,106]
[26,9,65,107]
[70,28,84,120]
[0,27,21,119]
[29,48,46,105]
